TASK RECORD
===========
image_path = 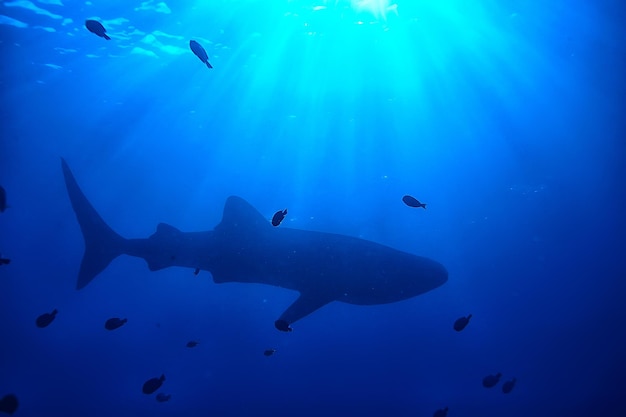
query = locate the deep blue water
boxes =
[1,1,625,416]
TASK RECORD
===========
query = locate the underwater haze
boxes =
[1,0,625,416]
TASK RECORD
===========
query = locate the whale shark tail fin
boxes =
[61,158,126,289]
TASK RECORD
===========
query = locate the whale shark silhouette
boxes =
[61,159,448,331]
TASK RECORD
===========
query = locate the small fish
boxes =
[142,374,165,395]
[85,20,110,40]
[271,209,287,227]
[402,195,426,209]
[189,40,212,69]
[0,394,18,415]
[186,340,199,348]
[104,317,127,331]
[193,268,200,276]
[156,393,171,402]
[453,314,472,332]
[0,186,7,212]
[502,377,517,394]
[482,372,502,388]
[36,309,58,328]
[433,406,448,417]
[0,254,10,265]
[263,349,276,357]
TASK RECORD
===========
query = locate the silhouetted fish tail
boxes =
[61,158,128,290]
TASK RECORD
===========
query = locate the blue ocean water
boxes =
[1,0,625,416]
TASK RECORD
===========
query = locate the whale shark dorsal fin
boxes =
[215,196,271,233]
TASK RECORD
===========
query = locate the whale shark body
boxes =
[61,159,448,331]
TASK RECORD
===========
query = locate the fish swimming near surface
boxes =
[85,20,110,40]
[189,40,212,68]
[61,159,448,331]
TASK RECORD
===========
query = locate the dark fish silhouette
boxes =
[36,309,58,328]
[433,406,448,417]
[189,40,212,68]
[0,186,6,212]
[61,159,448,331]
[142,374,165,394]
[482,372,502,388]
[402,195,426,209]
[85,20,110,40]
[0,254,10,265]
[156,393,171,402]
[186,341,199,348]
[271,209,287,227]
[0,394,18,415]
[263,349,276,357]
[502,377,517,394]
[104,317,127,330]
[193,268,200,275]
[453,314,472,331]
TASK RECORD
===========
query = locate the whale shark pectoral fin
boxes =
[275,292,335,331]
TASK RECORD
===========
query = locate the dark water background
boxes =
[1,1,625,416]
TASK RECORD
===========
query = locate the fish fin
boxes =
[104,34,111,40]
[215,196,272,234]
[144,223,183,271]
[62,158,127,290]
[276,292,335,331]
[151,223,181,239]
[206,61,213,69]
